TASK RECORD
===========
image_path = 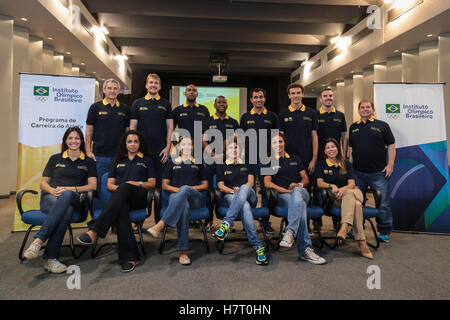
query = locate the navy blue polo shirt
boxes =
[316,106,347,157]
[202,114,239,141]
[216,159,254,189]
[278,104,318,167]
[42,151,97,188]
[162,157,207,188]
[263,153,304,190]
[108,152,155,185]
[130,94,173,154]
[173,103,210,140]
[348,117,395,173]
[240,107,278,163]
[86,99,130,157]
[315,159,355,188]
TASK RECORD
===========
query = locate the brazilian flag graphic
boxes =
[386,104,400,114]
[34,86,49,96]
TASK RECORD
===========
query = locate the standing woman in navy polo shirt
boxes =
[147,137,208,265]
[263,133,326,265]
[23,127,97,273]
[77,130,156,272]
[315,138,373,259]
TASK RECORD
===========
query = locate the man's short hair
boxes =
[320,88,333,97]
[250,88,266,98]
[215,95,227,103]
[287,83,304,95]
[358,99,374,109]
[146,73,161,84]
[103,78,120,91]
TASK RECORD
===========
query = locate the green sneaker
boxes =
[255,246,269,265]
[213,222,230,241]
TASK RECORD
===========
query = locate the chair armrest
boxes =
[85,190,94,219]
[146,189,155,217]
[16,190,38,216]
[153,188,161,223]
[265,188,277,213]
[366,187,381,209]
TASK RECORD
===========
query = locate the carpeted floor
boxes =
[0,197,449,300]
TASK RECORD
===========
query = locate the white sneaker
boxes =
[23,242,41,260]
[44,259,68,274]
[301,247,326,265]
[279,230,295,248]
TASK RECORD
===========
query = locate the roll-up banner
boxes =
[14,73,96,232]
[374,82,450,234]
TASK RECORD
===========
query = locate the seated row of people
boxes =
[23,127,373,274]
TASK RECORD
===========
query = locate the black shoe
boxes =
[121,261,139,273]
[264,224,275,235]
[77,233,94,245]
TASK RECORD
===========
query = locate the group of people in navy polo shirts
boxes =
[23,72,396,273]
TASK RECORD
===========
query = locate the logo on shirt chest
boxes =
[55,163,66,168]
[191,165,199,169]
[352,128,360,133]
[370,127,382,133]
[139,107,148,111]
[117,164,126,168]
[225,124,234,128]
[303,116,312,121]
[318,119,325,123]
[284,117,293,123]
[247,120,255,125]
[264,120,272,124]
[173,165,182,170]
[117,112,126,117]
[98,111,108,115]
[272,165,281,170]
[197,112,206,117]
[77,165,88,171]
[209,125,218,129]
[224,171,232,175]
[323,169,333,175]
[158,106,166,111]
[240,167,248,172]
[289,162,298,166]
[180,113,188,117]
[333,118,342,123]
[136,162,147,168]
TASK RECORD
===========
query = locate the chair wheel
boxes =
[215,240,224,254]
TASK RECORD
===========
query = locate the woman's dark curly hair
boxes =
[113,130,150,165]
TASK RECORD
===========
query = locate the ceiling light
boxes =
[427,34,433,37]
[21,17,28,21]
[47,37,53,40]
[80,62,85,65]
[394,49,400,53]
[100,25,109,35]
[65,51,71,54]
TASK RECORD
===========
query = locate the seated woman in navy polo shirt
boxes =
[23,127,97,273]
[315,138,373,259]
[263,133,326,265]
[77,130,156,272]
[213,136,268,265]
[147,137,208,265]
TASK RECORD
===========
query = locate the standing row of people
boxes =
[23,73,396,272]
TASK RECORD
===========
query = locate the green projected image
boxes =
[179,87,241,122]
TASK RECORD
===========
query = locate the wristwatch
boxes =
[139,181,143,187]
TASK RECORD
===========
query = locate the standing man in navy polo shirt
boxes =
[130,73,174,189]
[173,84,210,144]
[317,88,347,159]
[85,78,130,192]
[240,88,278,234]
[202,96,239,230]
[278,83,318,175]
[348,100,396,242]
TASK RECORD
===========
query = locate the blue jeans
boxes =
[95,156,113,192]
[162,186,203,251]
[354,170,393,235]
[36,190,80,260]
[277,187,311,253]
[222,185,263,249]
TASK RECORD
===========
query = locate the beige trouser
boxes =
[334,188,366,241]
